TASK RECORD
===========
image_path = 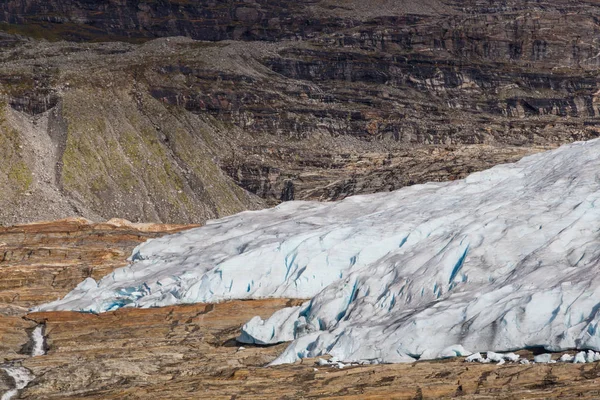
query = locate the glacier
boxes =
[38,138,600,364]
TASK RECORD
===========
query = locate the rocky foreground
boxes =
[1,219,600,399]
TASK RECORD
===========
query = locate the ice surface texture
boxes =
[39,139,600,364]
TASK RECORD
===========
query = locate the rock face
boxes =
[0,218,195,309]
[21,301,600,399]
[0,43,265,225]
[0,0,333,42]
[0,0,599,224]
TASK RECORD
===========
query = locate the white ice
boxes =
[466,351,519,365]
[573,352,587,364]
[465,353,482,362]
[238,304,307,345]
[485,352,504,363]
[559,354,574,363]
[503,353,520,362]
[38,139,600,365]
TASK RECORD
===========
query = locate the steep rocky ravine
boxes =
[1,0,600,224]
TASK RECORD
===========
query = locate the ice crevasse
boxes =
[38,139,600,364]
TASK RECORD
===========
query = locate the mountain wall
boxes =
[1,1,600,223]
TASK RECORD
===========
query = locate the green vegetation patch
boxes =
[0,103,33,195]
[8,161,33,192]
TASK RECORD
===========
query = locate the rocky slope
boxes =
[3,220,600,399]
[1,0,599,224]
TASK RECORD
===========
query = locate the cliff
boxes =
[0,1,599,223]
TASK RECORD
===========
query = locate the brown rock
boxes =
[17,302,600,399]
[0,218,196,308]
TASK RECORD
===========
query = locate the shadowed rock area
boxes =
[1,0,600,223]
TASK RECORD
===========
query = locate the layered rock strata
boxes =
[1,1,600,222]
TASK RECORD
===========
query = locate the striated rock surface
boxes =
[0,0,455,42]
[1,1,600,223]
[0,218,195,309]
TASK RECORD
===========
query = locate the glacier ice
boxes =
[559,354,574,363]
[437,345,472,359]
[317,358,329,366]
[465,351,521,364]
[238,304,307,345]
[533,354,552,364]
[573,352,587,364]
[465,352,483,363]
[485,352,504,363]
[586,350,600,363]
[38,138,600,364]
